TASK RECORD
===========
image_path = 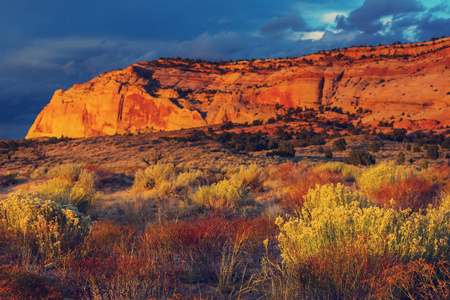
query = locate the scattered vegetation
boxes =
[343,149,376,166]
[1,117,450,299]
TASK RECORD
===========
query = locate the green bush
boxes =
[333,138,347,151]
[369,141,384,153]
[426,145,439,160]
[343,150,375,166]
[0,192,91,262]
[397,151,405,164]
[267,142,295,157]
[413,144,422,152]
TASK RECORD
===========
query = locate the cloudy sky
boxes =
[1,0,449,139]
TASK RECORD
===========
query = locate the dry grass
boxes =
[1,129,450,298]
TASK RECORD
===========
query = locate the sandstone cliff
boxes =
[27,38,450,139]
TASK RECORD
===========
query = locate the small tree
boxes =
[333,138,347,151]
[324,148,333,159]
[426,145,439,160]
[343,150,375,166]
[397,151,405,164]
[369,141,384,153]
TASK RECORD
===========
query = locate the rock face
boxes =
[27,38,450,139]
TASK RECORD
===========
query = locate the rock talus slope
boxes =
[27,38,450,139]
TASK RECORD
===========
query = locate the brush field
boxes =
[1,119,450,299]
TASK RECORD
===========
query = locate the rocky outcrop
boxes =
[27,38,450,139]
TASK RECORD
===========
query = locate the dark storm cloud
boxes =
[261,12,309,33]
[412,16,450,40]
[336,0,424,33]
[0,78,59,139]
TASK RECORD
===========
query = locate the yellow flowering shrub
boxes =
[357,161,414,198]
[277,183,450,267]
[0,192,91,262]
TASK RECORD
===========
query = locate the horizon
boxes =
[1,0,449,139]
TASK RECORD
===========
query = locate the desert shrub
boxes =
[343,149,375,166]
[333,138,347,151]
[369,258,450,299]
[214,130,268,152]
[0,266,63,300]
[0,172,17,186]
[133,163,175,191]
[30,165,49,179]
[269,162,304,184]
[37,178,95,214]
[357,161,414,199]
[413,144,422,152]
[421,166,450,195]
[397,151,405,164]
[69,221,176,299]
[191,179,254,214]
[78,169,97,190]
[121,196,158,227]
[141,216,277,293]
[280,170,343,213]
[266,141,295,157]
[0,192,90,262]
[275,183,450,298]
[313,161,361,182]
[370,175,437,211]
[295,129,326,147]
[175,169,205,190]
[379,128,408,142]
[230,163,265,193]
[47,163,82,182]
[71,216,276,298]
[324,148,333,158]
[427,144,439,160]
[369,140,384,152]
[279,183,450,263]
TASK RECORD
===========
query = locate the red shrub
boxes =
[272,162,307,184]
[141,216,277,284]
[286,236,399,299]
[370,259,450,299]
[65,217,277,298]
[372,175,437,211]
[281,169,344,213]
[0,266,62,300]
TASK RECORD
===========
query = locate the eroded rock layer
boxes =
[27,38,450,138]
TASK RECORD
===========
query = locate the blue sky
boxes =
[1,0,449,139]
